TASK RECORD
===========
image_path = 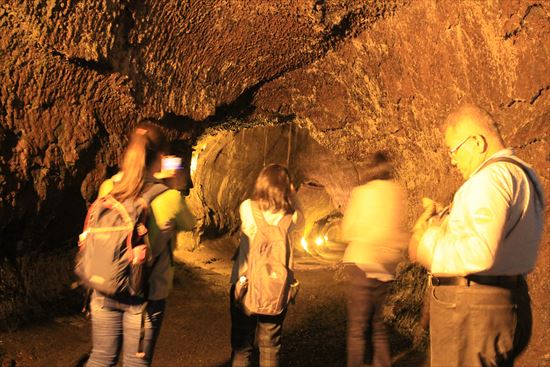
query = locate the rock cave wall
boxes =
[187,124,358,240]
[0,0,549,363]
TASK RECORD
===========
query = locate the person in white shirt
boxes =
[341,151,408,367]
[409,104,545,367]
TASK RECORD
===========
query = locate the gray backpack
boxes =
[75,182,168,298]
[242,201,294,316]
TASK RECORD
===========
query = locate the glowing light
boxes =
[301,237,308,252]
[190,155,198,176]
[190,143,207,178]
[323,235,328,241]
[315,236,324,246]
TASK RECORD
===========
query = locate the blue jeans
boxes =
[86,292,166,367]
[345,265,392,367]
[429,277,531,367]
[230,285,287,367]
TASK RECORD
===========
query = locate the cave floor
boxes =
[0,241,427,367]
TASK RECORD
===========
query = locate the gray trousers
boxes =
[345,265,392,367]
[230,284,287,367]
[429,278,531,367]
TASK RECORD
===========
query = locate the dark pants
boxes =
[230,284,287,367]
[430,277,532,367]
[345,265,392,367]
[86,292,166,367]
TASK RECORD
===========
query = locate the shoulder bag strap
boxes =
[479,156,543,239]
[136,182,170,232]
[277,213,293,233]
[250,200,269,230]
[140,182,170,205]
[479,156,543,206]
[135,182,171,264]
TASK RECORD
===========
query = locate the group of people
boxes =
[83,103,544,367]
[341,104,544,367]
[85,124,196,367]
[82,123,303,367]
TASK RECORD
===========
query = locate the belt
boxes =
[431,275,521,288]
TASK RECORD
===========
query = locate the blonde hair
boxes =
[251,164,294,214]
[110,123,167,201]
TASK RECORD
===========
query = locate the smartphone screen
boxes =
[161,156,182,171]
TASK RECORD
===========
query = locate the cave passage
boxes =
[0,122,431,365]
[183,124,360,266]
[1,1,548,365]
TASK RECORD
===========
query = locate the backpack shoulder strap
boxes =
[479,156,544,239]
[140,182,170,205]
[277,213,293,233]
[480,156,543,205]
[250,201,294,231]
[250,200,269,229]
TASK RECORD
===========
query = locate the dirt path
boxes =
[0,245,426,367]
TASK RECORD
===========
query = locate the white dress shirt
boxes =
[418,149,545,276]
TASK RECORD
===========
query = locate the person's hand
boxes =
[409,197,442,262]
[413,198,437,231]
[154,169,177,180]
[421,197,444,217]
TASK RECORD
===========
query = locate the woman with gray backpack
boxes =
[230,164,303,367]
[78,123,195,367]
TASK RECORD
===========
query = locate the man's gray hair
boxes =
[442,104,503,142]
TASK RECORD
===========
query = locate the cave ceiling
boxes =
[0,0,548,250]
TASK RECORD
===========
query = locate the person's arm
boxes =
[239,199,256,239]
[236,232,249,264]
[409,198,440,263]
[415,168,511,275]
[175,196,196,232]
[291,209,305,232]
[232,201,253,279]
[340,188,359,243]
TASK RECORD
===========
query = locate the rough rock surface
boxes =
[252,2,550,363]
[0,0,548,364]
[188,124,357,239]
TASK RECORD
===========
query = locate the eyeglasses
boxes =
[449,135,473,157]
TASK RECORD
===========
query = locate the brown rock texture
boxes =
[252,1,550,363]
[187,125,356,239]
[0,0,549,364]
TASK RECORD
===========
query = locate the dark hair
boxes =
[110,123,167,201]
[360,151,394,183]
[167,139,192,167]
[251,164,294,214]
